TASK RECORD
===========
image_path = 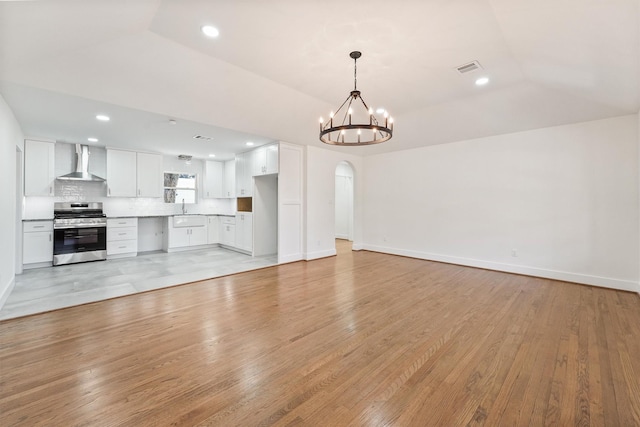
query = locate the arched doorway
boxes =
[335,161,354,242]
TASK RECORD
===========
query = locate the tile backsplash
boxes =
[23,180,235,219]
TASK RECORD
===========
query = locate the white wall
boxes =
[305,146,364,259]
[363,115,639,291]
[0,95,25,308]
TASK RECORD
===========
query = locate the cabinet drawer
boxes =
[24,221,53,232]
[107,218,137,227]
[108,226,137,241]
[221,216,236,225]
[107,239,138,255]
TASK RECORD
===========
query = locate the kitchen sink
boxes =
[173,215,206,228]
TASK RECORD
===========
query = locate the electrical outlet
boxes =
[511,249,518,257]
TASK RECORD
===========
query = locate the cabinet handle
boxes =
[49,233,52,242]
[108,188,111,196]
[49,186,53,195]
[138,189,141,196]
[33,225,45,229]
[119,246,126,249]
[118,233,126,236]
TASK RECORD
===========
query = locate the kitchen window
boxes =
[164,172,197,204]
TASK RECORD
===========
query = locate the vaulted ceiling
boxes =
[1,0,638,160]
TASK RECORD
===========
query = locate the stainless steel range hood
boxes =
[57,144,105,182]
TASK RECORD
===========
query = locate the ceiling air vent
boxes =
[455,60,483,74]
[193,135,214,141]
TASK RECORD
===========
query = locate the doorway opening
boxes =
[15,147,23,274]
[335,161,354,254]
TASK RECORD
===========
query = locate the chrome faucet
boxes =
[181,199,187,214]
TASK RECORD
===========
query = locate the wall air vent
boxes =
[193,135,214,141]
[455,60,483,74]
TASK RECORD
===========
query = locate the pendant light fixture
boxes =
[319,51,393,146]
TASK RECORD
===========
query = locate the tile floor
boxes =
[1,247,278,321]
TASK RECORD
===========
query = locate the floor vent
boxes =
[455,60,482,74]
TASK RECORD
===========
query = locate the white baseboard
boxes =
[0,276,15,311]
[362,244,639,292]
[352,242,364,251]
[305,248,337,261]
[278,253,303,264]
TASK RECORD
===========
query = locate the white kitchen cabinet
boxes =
[220,216,236,246]
[136,152,163,197]
[165,216,208,250]
[107,217,138,258]
[24,140,55,196]
[189,226,207,246]
[106,149,137,197]
[169,227,190,248]
[23,220,53,267]
[203,161,224,199]
[207,215,220,244]
[107,149,162,198]
[253,143,279,176]
[235,212,253,253]
[223,160,235,198]
[235,151,253,197]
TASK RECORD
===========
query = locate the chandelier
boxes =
[319,51,393,146]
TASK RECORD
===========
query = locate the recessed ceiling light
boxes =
[209,154,216,158]
[475,77,490,86]
[87,137,98,142]
[201,25,219,38]
[246,142,254,146]
[96,114,110,121]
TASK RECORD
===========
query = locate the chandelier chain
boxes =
[354,56,357,91]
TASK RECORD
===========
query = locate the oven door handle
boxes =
[54,223,107,229]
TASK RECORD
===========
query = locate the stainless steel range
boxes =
[53,202,107,266]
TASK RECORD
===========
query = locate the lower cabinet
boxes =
[107,218,138,258]
[23,220,53,268]
[220,216,236,247]
[235,213,253,253]
[207,216,219,244]
[165,216,208,251]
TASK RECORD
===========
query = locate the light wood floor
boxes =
[1,240,639,426]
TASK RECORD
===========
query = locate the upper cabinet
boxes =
[253,143,279,176]
[24,139,55,196]
[235,151,253,197]
[223,159,235,198]
[203,160,223,199]
[136,152,162,197]
[107,149,162,198]
[106,149,136,197]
